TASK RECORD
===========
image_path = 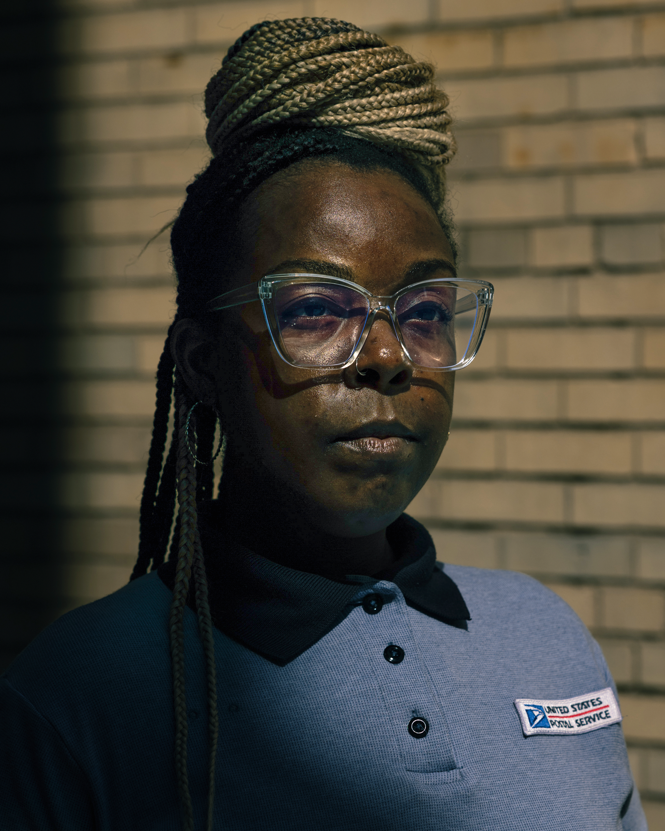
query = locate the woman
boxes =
[0,17,645,831]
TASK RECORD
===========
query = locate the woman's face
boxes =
[209,161,456,538]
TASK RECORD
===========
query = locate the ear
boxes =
[170,318,220,407]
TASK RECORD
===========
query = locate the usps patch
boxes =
[515,687,622,737]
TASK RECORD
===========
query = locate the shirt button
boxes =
[408,717,429,739]
[383,644,405,664]
[362,594,383,614]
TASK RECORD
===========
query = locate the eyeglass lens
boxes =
[271,282,478,368]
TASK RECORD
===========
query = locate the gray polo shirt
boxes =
[0,514,646,830]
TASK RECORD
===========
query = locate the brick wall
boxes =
[2,0,664,817]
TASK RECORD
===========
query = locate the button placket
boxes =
[352,581,460,773]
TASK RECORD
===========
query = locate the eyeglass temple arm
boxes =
[455,292,490,315]
[208,284,260,312]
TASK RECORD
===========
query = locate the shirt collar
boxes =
[158,505,470,665]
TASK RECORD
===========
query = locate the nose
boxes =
[346,313,413,393]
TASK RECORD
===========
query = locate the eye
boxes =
[288,300,336,318]
[400,301,452,325]
[280,297,347,322]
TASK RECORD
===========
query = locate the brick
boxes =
[454,177,566,223]
[542,583,595,627]
[466,228,528,269]
[392,30,494,73]
[573,0,664,7]
[194,1,306,45]
[644,803,665,829]
[645,749,665,795]
[60,9,192,56]
[637,538,665,581]
[437,0,563,20]
[505,328,635,372]
[62,242,172,282]
[61,425,151,464]
[642,14,665,57]
[600,223,663,267]
[62,562,131,601]
[59,151,136,191]
[504,18,632,68]
[577,66,665,112]
[59,471,144,509]
[645,118,665,160]
[138,147,210,187]
[504,532,631,576]
[315,0,431,28]
[84,196,183,237]
[409,478,565,524]
[577,275,665,321]
[532,226,593,269]
[640,432,665,475]
[450,130,502,173]
[487,276,572,321]
[428,528,500,570]
[62,286,174,327]
[57,0,130,7]
[57,60,132,100]
[504,120,637,170]
[620,694,665,742]
[504,429,632,474]
[435,428,496,471]
[573,483,665,529]
[62,379,155,417]
[136,335,167,374]
[445,75,567,121]
[574,170,665,218]
[641,642,665,686]
[62,516,139,557]
[596,638,634,684]
[137,52,219,96]
[57,335,135,372]
[600,586,665,631]
[568,380,665,423]
[453,379,559,421]
[464,327,499,373]
[60,102,205,145]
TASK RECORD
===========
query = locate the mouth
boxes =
[331,421,418,455]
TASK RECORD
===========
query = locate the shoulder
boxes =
[436,564,613,692]
[4,572,173,710]
[442,563,594,637]
[443,563,565,611]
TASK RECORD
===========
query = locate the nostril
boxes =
[356,366,379,384]
[390,368,410,386]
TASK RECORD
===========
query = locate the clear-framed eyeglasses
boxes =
[208,273,494,371]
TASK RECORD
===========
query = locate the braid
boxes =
[151,431,178,570]
[132,16,459,830]
[169,392,200,831]
[132,331,175,580]
[191,530,218,831]
[205,18,455,175]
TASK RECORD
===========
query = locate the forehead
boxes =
[235,161,454,295]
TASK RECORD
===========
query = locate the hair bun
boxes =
[204,17,456,169]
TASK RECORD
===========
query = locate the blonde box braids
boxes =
[133,16,458,831]
[205,18,456,209]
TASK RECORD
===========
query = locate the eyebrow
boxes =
[266,257,457,284]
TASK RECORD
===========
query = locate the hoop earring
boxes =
[185,402,224,466]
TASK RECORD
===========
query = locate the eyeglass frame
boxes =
[207,273,494,371]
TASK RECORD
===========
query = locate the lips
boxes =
[332,420,417,443]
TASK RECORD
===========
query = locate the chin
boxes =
[320,503,407,538]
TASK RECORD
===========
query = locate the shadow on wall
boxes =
[0,0,65,671]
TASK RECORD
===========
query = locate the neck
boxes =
[214,465,397,582]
